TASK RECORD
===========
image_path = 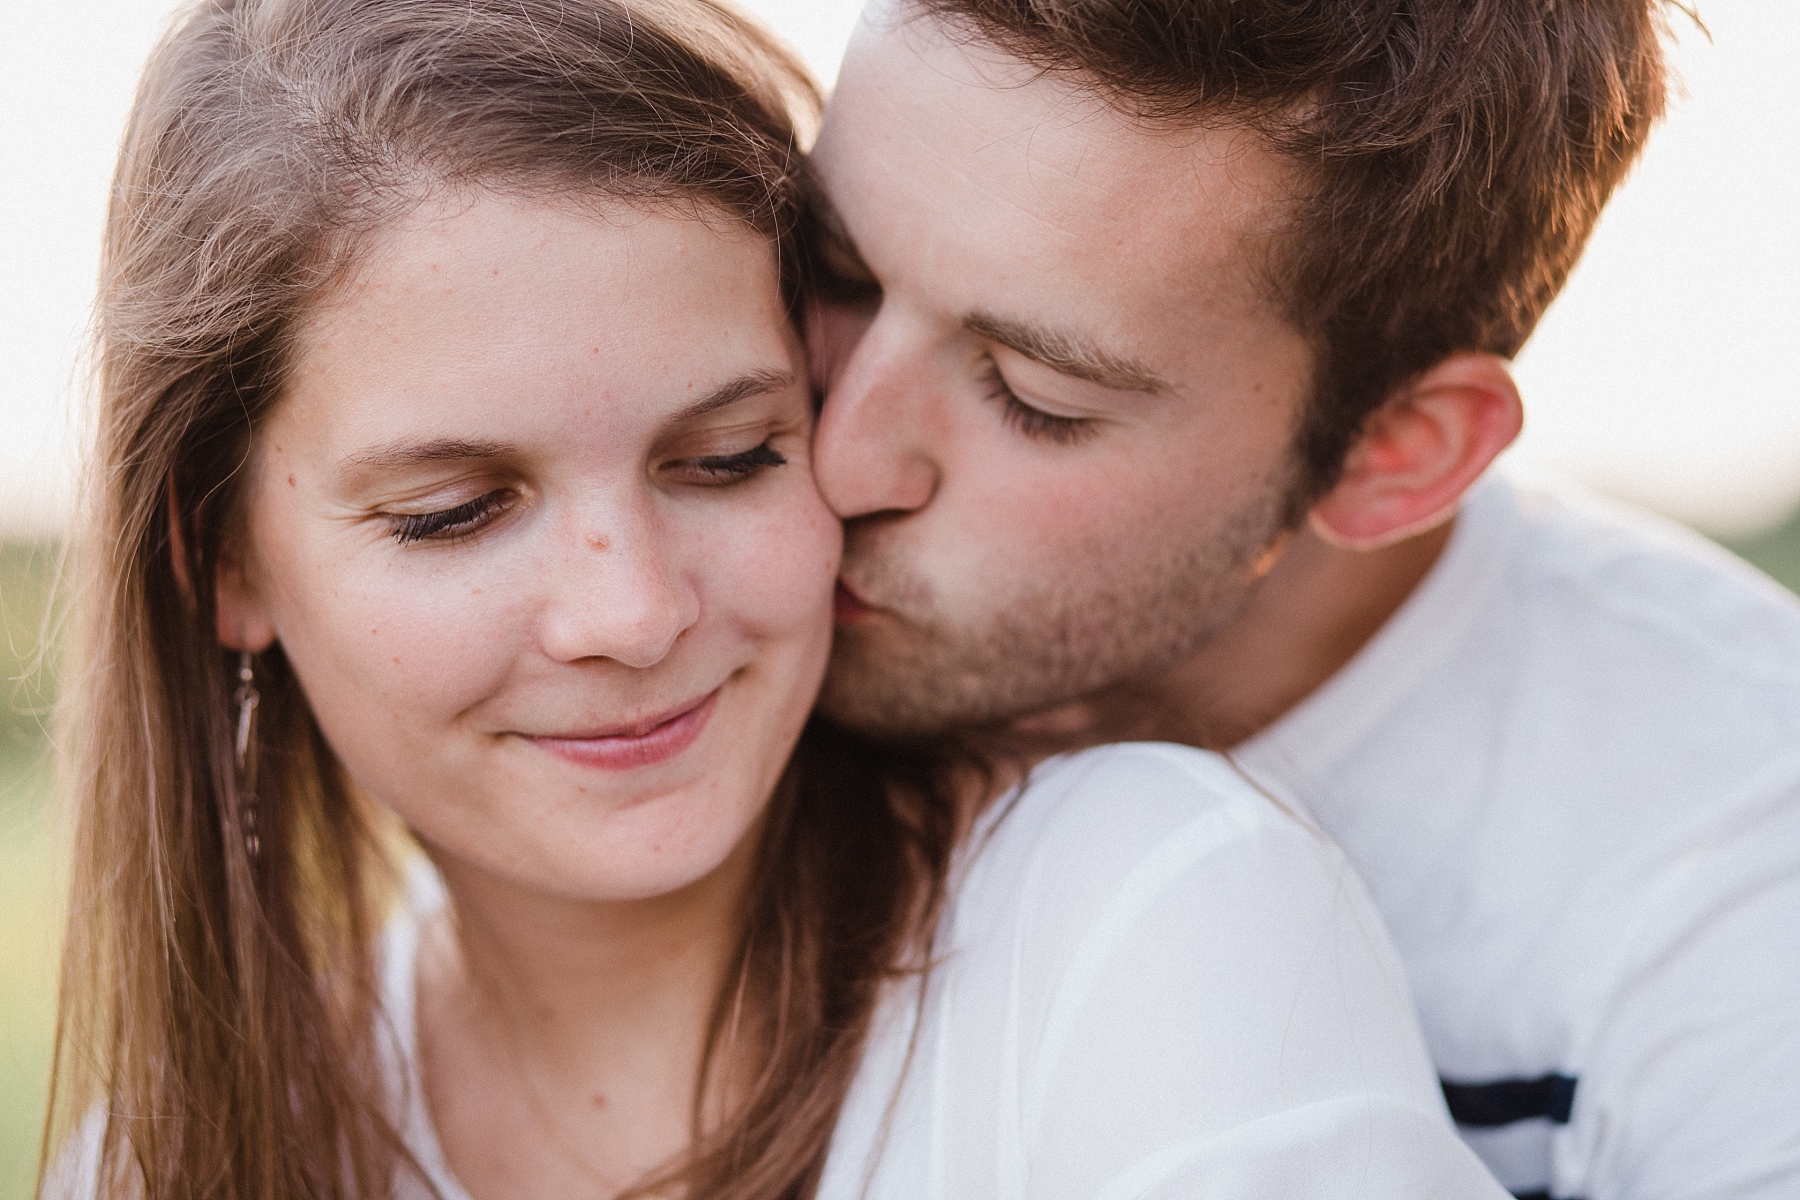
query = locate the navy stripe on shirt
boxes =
[1441,1073,1577,1127]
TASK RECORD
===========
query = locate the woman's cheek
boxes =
[273,554,517,763]
[726,485,842,640]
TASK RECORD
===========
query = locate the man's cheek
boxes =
[1005,472,1152,559]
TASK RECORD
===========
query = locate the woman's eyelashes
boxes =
[666,440,787,484]
[981,361,1097,446]
[384,441,786,545]
[389,490,512,545]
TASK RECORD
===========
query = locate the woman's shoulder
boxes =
[972,742,1332,889]
[951,741,1352,957]
[39,1109,105,1200]
[890,742,1475,1198]
[1012,740,1288,826]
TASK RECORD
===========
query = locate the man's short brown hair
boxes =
[912,0,1684,498]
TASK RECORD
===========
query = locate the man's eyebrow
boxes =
[964,312,1167,394]
[345,437,517,470]
[666,367,797,424]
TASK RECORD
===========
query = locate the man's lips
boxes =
[522,689,718,771]
[834,579,880,623]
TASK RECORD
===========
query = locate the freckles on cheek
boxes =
[305,575,511,723]
[717,505,840,636]
[416,586,503,664]
[368,623,403,671]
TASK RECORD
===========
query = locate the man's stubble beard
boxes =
[816,472,1298,740]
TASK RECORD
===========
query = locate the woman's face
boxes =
[219,191,840,903]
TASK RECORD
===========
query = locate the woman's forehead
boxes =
[280,193,795,448]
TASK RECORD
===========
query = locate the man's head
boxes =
[810,0,1675,738]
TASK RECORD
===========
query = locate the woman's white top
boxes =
[48,743,1504,1199]
[365,742,1506,1199]
[813,743,1506,1199]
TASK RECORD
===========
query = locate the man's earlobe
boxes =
[1309,352,1523,552]
[214,541,278,653]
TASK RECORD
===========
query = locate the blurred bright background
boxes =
[1,0,1795,1193]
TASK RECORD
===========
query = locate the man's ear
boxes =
[1308,352,1523,552]
[215,538,278,653]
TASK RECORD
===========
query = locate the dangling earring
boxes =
[234,651,262,858]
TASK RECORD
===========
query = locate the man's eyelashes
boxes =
[980,361,1098,446]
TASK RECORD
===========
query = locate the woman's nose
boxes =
[537,510,699,670]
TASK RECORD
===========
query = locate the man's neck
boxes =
[992,519,1454,757]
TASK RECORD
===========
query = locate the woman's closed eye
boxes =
[388,490,513,545]
[381,441,787,545]
[664,440,787,485]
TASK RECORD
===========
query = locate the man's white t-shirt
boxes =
[364,745,1507,1200]
[1233,471,1800,1200]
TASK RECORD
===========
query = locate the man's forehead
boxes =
[816,11,1295,324]
[828,9,1290,209]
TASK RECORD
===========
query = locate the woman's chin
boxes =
[420,772,769,908]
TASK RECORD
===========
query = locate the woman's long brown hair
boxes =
[46,1,956,1195]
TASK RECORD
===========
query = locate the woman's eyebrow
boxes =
[336,369,793,473]
[666,367,796,424]
[343,436,516,471]
[334,367,792,474]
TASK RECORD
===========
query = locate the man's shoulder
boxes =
[1483,470,1800,675]
[1244,471,1800,801]
[1257,470,1800,961]
[1271,476,1800,1200]
[1398,471,1800,824]
[1342,472,1800,1007]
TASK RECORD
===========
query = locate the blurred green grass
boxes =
[2,513,1800,1197]
[2,539,64,1200]
[1721,508,1800,597]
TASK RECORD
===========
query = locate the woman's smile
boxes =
[519,687,719,771]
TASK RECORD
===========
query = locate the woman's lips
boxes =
[525,689,718,771]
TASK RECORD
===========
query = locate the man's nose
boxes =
[812,308,941,521]
[538,506,699,670]
[805,297,874,400]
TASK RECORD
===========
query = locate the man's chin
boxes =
[815,653,945,741]
[815,633,992,741]
[817,657,1132,761]
[817,630,1085,744]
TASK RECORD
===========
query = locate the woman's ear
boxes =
[167,479,197,605]
[215,537,278,652]
[1308,352,1523,552]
